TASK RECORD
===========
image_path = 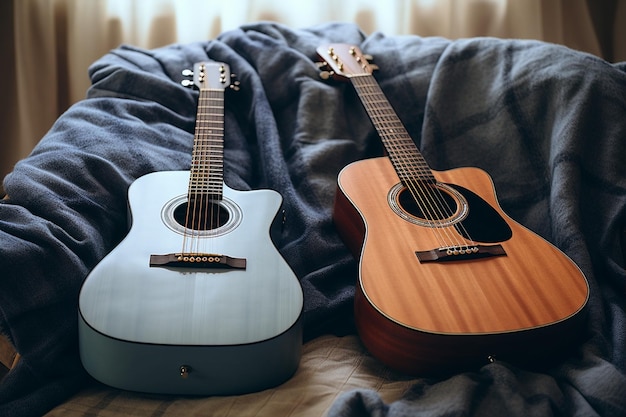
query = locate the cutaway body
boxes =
[334,157,588,375]
[79,170,303,394]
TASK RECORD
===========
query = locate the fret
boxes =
[189,87,225,200]
[351,75,434,183]
[194,128,224,132]
[192,146,223,152]
[191,166,224,173]
[191,167,224,174]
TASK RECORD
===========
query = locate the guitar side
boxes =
[79,170,303,395]
[334,157,589,375]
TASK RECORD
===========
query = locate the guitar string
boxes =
[200,89,211,255]
[351,75,455,248]
[351,74,475,251]
[367,76,476,252]
[206,88,225,256]
[366,75,473,251]
[199,89,211,255]
[184,87,225,256]
[190,88,208,255]
[197,88,210,256]
[183,88,203,255]
[360,75,468,250]
[371,77,475,252]
[202,89,224,256]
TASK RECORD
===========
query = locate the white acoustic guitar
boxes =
[78,61,303,395]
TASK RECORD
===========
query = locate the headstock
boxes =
[181,61,240,91]
[316,44,378,81]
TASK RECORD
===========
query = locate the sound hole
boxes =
[388,182,468,228]
[398,186,458,221]
[173,201,230,231]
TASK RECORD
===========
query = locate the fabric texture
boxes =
[43,335,416,417]
[0,22,625,416]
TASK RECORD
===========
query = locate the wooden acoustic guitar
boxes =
[78,62,303,395]
[317,44,589,375]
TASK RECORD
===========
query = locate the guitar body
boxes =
[79,170,303,395]
[334,157,589,375]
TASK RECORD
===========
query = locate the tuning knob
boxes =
[181,79,194,87]
[181,69,193,76]
[319,70,334,80]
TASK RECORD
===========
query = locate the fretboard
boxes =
[350,74,435,183]
[189,88,224,201]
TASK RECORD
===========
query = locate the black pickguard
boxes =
[398,183,512,243]
[447,184,512,243]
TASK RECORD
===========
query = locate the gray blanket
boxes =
[1,22,625,416]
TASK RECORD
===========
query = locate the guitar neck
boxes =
[190,88,225,201]
[350,74,435,184]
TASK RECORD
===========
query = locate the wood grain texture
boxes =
[334,157,589,374]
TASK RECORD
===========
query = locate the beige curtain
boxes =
[1,0,624,194]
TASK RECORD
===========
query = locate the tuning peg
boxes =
[230,80,241,91]
[182,69,193,76]
[315,61,329,69]
[363,54,373,61]
[369,64,379,71]
[181,79,194,87]
[319,70,334,80]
